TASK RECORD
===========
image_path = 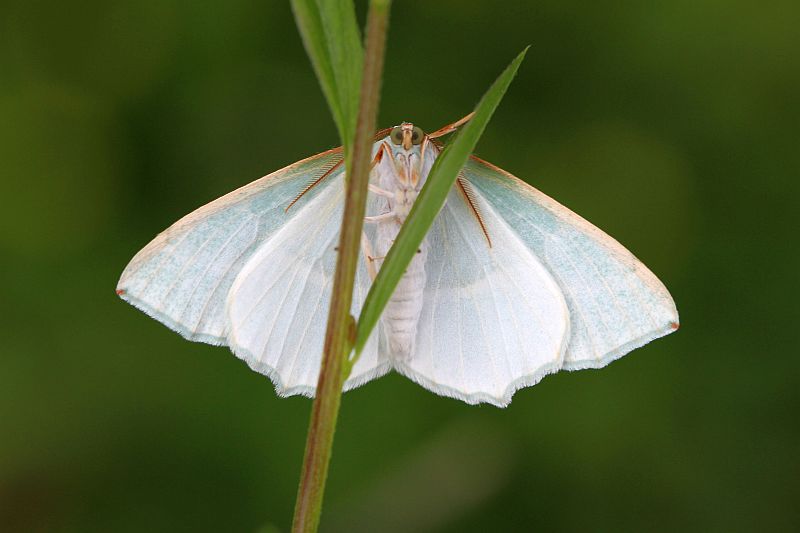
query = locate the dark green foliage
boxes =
[1,1,797,531]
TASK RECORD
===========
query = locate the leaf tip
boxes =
[515,45,531,65]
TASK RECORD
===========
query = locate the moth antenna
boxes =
[373,126,393,140]
[428,112,476,139]
[456,174,492,248]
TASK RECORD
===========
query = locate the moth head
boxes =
[390,123,425,150]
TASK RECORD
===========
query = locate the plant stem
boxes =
[291,2,391,532]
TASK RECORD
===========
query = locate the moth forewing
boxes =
[461,156,679,371]
[116,148,347,345]
[117,117,678,407]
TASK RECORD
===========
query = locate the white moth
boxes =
[117,118,679,407]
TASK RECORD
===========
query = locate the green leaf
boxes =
[290,0,345,140]
[315,0,364,159]
[290,0,364,158]
[352,46,529,357]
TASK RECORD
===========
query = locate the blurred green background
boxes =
[1,1,798,531]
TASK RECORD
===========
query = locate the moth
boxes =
[117,116,679,407]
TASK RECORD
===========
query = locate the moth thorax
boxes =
[394,189,418,219]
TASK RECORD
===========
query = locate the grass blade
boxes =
[352,46,529,357]
[315,0,364,159]
[291,0,364,157]
[290,0,345,140]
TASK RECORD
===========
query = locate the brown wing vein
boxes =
[456,174,492,248]
[284,128,394,212]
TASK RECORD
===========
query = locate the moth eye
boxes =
[411,126,424,145]
[390,127,404,145]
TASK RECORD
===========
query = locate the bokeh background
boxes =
[2,1,798,531]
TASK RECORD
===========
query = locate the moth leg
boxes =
[370,141,389,170]
[361,232,379,281]
[364,212,395,224]
[369,184,394,198]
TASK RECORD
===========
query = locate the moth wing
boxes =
[116,149,343,345]
[395,188,571,407]
[225,173,387,397]
[462,157,679,372]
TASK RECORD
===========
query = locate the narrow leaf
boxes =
[290,0,346,141]
[315,0,364,159]
[353,46,530,356]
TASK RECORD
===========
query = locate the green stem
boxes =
[291,2,391,532]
